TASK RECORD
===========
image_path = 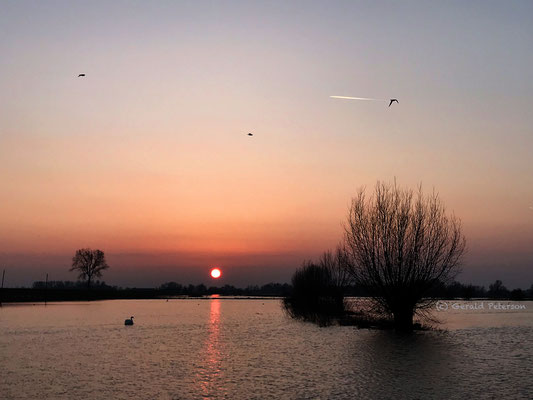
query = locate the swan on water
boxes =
[125,316,134,326]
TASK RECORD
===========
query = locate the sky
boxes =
[1,0,532,288]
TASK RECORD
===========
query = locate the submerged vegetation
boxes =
[283,260,346,326]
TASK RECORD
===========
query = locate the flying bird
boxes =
[247,133,253,136]
[389,99,399,107]
[78,73,85,77]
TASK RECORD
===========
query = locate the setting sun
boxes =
[210,268,221,279]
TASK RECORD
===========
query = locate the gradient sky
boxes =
[1,0,532,288]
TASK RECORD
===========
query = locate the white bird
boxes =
[124,316,134,326]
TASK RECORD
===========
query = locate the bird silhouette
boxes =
[78,73,85,77]
[389,99,398,107]
[124,316,134,326]
[247,133,253,136]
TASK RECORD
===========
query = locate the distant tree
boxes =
[33,280,115,290]
[196,284,207,295]
[462,284,485,300]
[33,280,82,289]
[160,282,184,293]
[343,181,466,331]
[257,283,292,296]
[509,288,524,301]
[488,280,509,299]
[444,281,465,299]
[70,248,110,290]
[185,283,207,296]
[245,285,260,293]
[427,280,486,299]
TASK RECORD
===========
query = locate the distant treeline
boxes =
[32,280,114,290]
[29,280,292,296]
[0,278,528,304]
[343,279,532,300]
[430,279,531,300]
[159,282,293,297]
[26,279,533,300]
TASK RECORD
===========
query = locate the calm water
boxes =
[1,298,532,399]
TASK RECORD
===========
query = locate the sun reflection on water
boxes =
[199,296,225,398]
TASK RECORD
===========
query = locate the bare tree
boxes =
[343,181,466,331]
[283,247,354,326]
[70,248,110,290]
[318,246,353,290]
[283,259,346,326]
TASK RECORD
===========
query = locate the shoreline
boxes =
[1,288,530,305]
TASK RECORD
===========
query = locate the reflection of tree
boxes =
[199,296,225,399]
[353,331,459,398]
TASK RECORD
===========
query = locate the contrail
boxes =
[330,95,384,101]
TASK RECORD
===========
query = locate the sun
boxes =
[210,268,222,279]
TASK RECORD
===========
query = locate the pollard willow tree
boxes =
[343,181,466,331]
[70,248,110,290]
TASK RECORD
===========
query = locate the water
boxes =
[1,299,532,399]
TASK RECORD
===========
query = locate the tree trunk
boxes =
[393,308,414,332]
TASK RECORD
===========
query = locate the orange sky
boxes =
[1,1,532,287]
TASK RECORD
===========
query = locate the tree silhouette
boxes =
[488,280,509,299]
[283,253,348,326]
[70,248,110,290]
[343,181,466,331]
